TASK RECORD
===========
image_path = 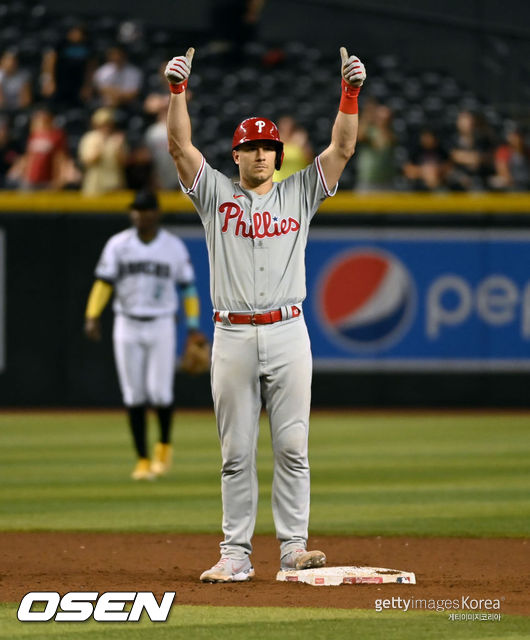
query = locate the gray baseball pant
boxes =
[211,314,313,561]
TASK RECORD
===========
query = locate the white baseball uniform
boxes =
[95,228,195,406]
[181,154,336,560]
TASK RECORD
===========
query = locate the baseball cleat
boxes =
[200,556,255,583]
[151,443,172,476]
[280,548,327,571]
[131,458,155,481]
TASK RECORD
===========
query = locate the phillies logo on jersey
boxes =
[219,201,300,239]
[316,248,416,351]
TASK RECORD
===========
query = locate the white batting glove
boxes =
[340,47,366,87]
[165,48,195,92]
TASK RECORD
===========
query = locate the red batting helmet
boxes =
[232,117,284,170]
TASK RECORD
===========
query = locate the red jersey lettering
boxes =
[218,201,300,238]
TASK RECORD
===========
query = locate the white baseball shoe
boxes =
[200,556,255,583]
[280,548,326,571]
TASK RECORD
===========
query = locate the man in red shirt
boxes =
[12,107,69,189]
[491,126,529,191]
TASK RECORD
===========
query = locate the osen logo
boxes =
[17,591,175,622]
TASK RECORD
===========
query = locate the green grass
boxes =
[1,411,529,638]
[1,604,529,640]
[0,411,529,536]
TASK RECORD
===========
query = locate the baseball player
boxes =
[84,190,204,480]
[165,46,366,581]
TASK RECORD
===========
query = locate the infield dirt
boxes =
[1,533,528,615]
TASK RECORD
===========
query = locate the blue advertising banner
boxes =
[174,227,530,372]
[168,228,212,358]
[305,229,530,371]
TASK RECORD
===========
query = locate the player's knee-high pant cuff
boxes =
[219,457,258,558]
[271,446,310,543]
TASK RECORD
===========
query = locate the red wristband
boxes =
[339,78,361,114]
[169,79,188,95]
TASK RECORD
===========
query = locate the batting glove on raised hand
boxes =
[340,47,366,87]
[165,48,195,93]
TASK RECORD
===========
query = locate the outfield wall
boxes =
[1,192,529,407]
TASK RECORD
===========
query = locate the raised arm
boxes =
[165,48,203,189]
[319,47,366,191]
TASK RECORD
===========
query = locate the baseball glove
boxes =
[180,331,210,375]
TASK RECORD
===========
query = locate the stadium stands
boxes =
[0,1,527,190]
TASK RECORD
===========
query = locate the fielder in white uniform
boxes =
[84,190,202,480]
[165,46,366,581]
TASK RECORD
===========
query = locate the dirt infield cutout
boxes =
[1,533,528,615]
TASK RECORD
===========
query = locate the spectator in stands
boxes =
[490,125,529,191]
[125,142,154,190]
[355,101,396,191]
[403,128,451,191]
[144,63,171,114]
[0,50,32,111]
[7,107,70,190]
[93,46,142,109]
[144,97,179,190]
[208,1,266,59]
[78,107,128,195]
[41,23,96,108]
[448,110,493,191]
[0,116,22,188]
[144,87,196,189]
[273,115,313,182]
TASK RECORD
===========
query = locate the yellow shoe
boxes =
[131,458,155,481]
[151,443,172,476]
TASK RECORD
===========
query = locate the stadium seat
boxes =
[0,4,510,193]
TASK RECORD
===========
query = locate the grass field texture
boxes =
[1,603,529,640]
[1,411,529,537]
[1,410,529,639]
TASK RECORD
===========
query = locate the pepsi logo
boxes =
[316,248,416,351]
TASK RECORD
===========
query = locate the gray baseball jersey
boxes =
[181,155,336,311]
[95,228,195,317]
[182,154,337,562]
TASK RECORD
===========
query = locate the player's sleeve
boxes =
[85,279,113,319]
[285,155,338,221]
[179,282,200,330]
[179,156,228,225]
[174,238,200,330]
[173,237,196,285]
[94,237,119,283]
